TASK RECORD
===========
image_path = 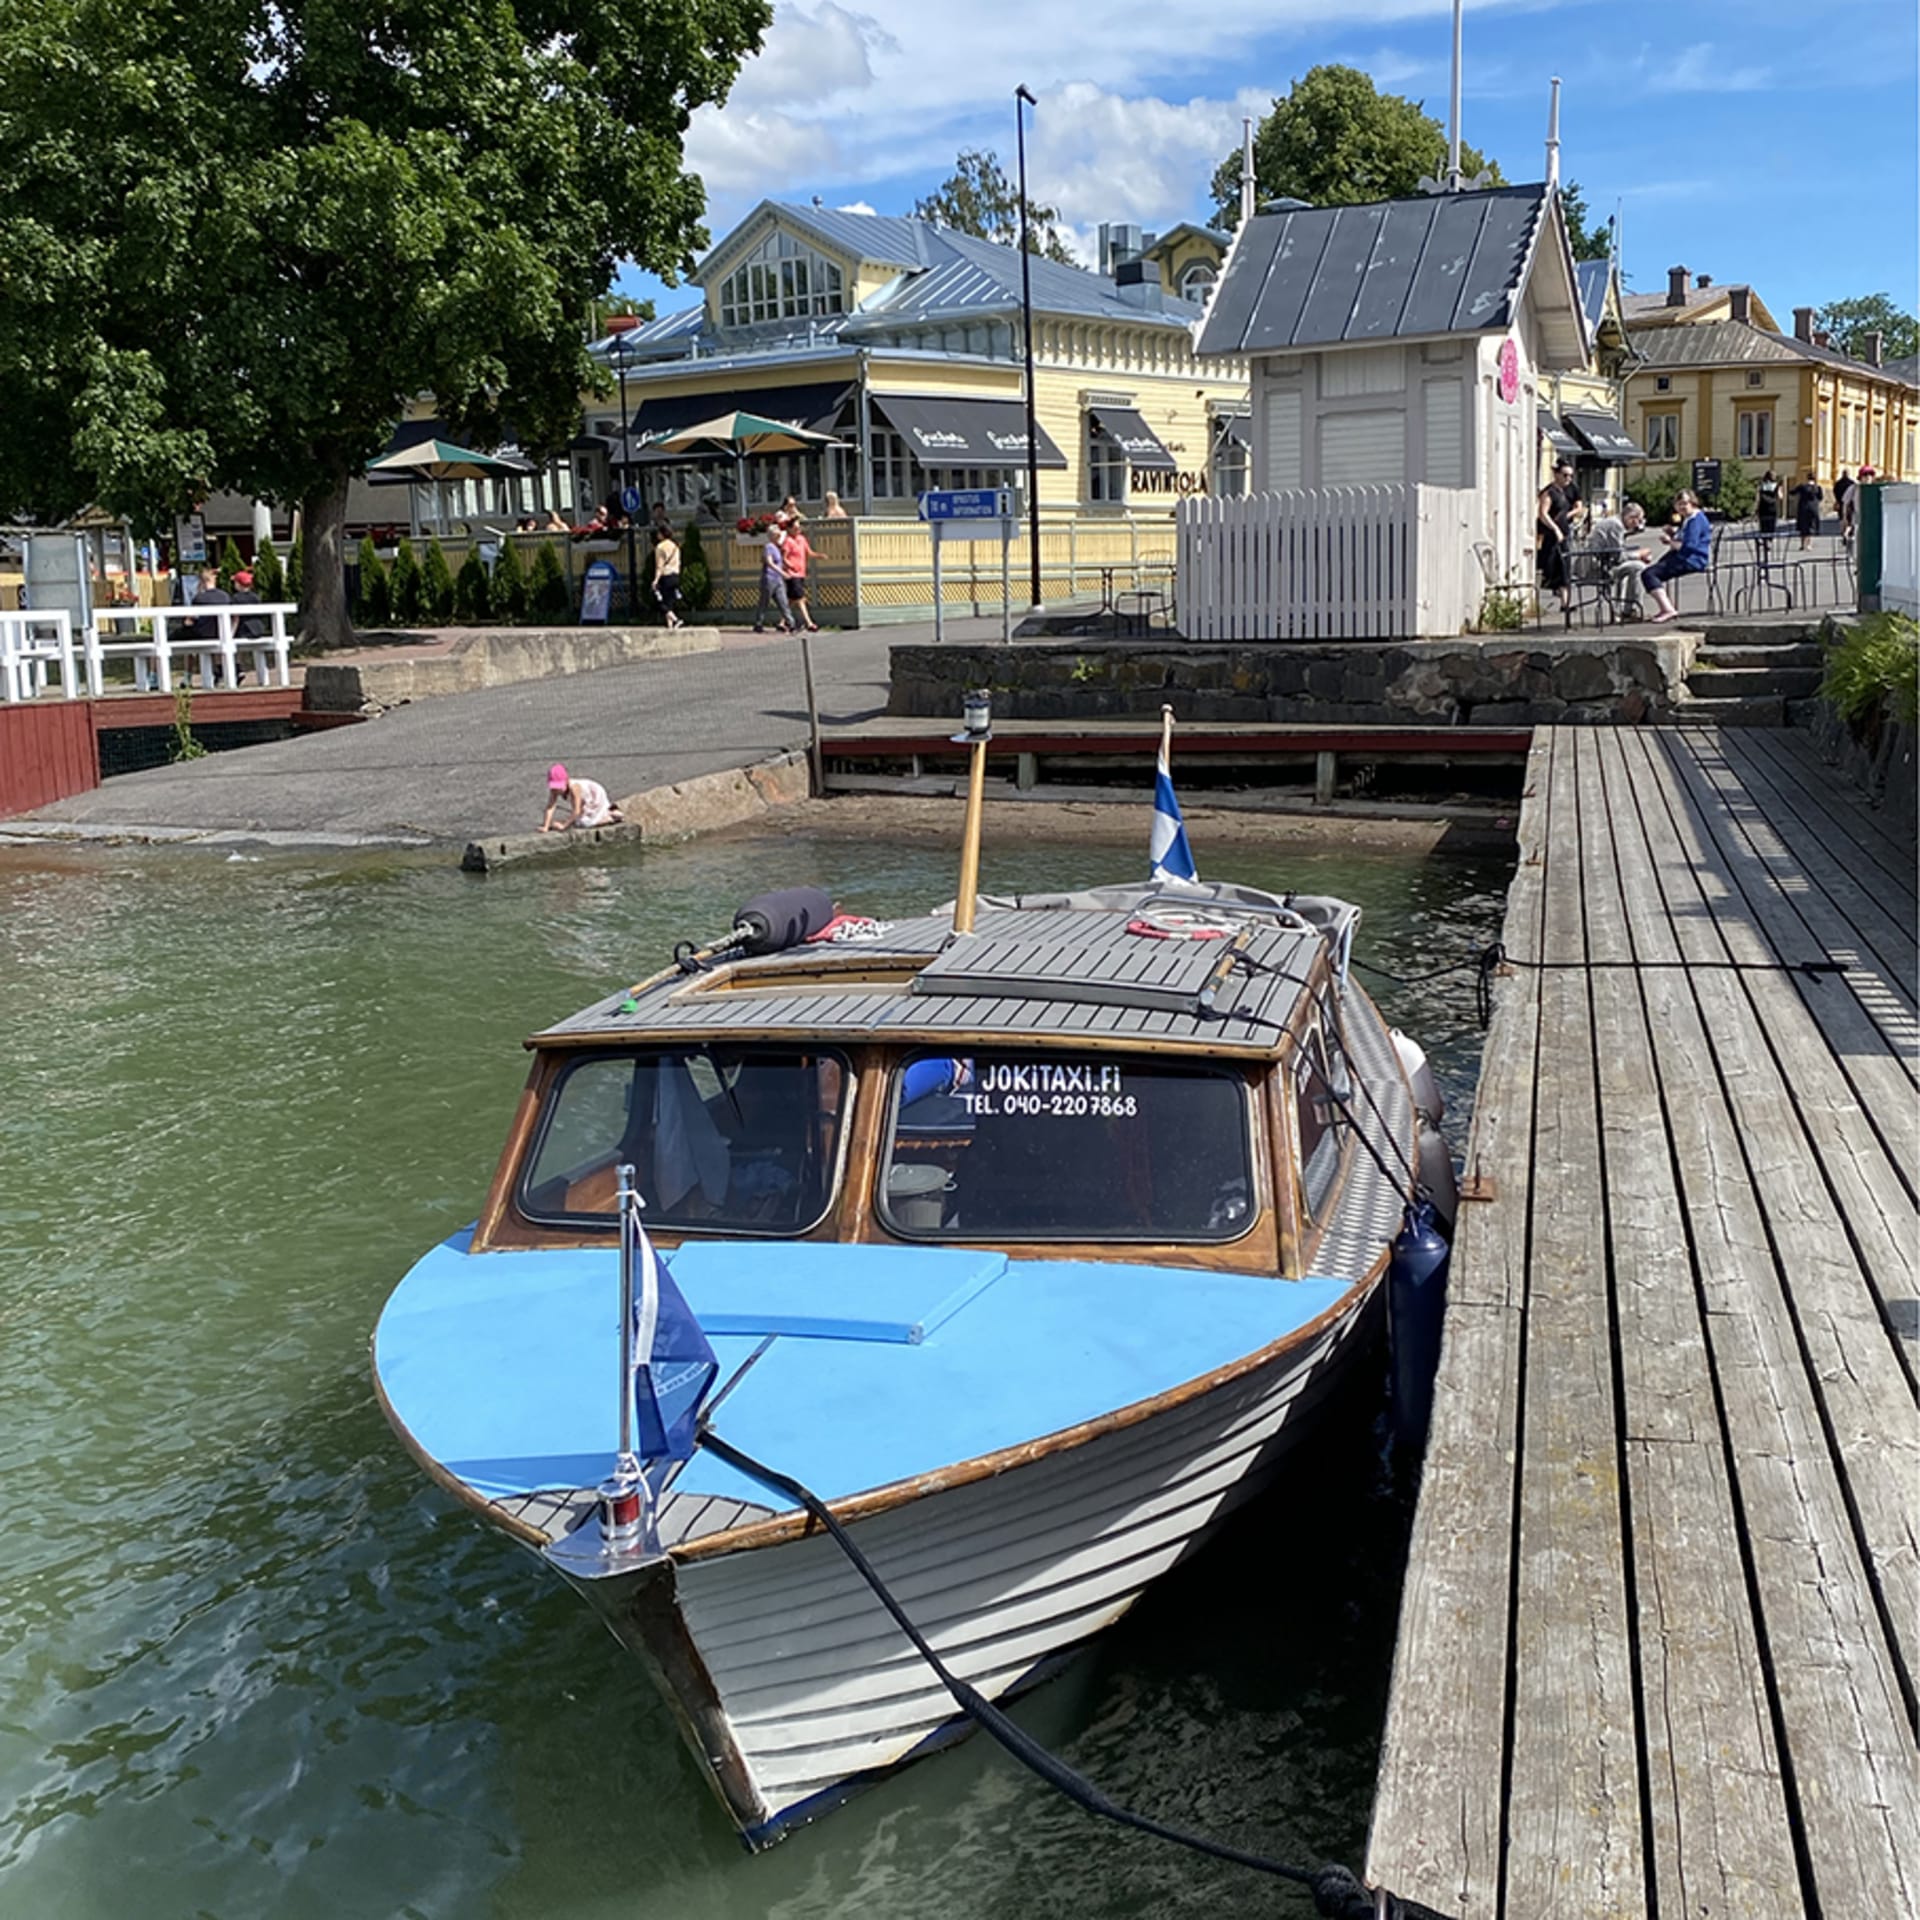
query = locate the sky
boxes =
[618,0,1920,329]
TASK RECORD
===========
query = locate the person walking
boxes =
[1792,472,1823,548]
[1756,469,1782,542]
[651,525,684,630]
[1536,459,1577,616]
[781,517,818,633]
[753,515,793,633]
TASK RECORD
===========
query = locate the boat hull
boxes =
[560,1277,1380,1845]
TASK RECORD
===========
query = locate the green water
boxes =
[0,827,1509,1920]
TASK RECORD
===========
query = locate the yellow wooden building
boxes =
[1618,267,1918,490]
[579,200,1251,529]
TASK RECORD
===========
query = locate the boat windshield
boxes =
[519,1047,849,1234]
[880,1050,1254,1243]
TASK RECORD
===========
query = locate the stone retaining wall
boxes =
[305,626,718,712]
[889,636,1697,727]
[1803,701,1917,846]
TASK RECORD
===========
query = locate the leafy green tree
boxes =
[252,538,286,603]
[388,541,424,623]
[1812,294,1919,364]
[1559,183,1613,264]
[217,535,245,589]
[454,546,492,622]
[529,541,569,620]
[678,521,711,612]
[354,535,390,628]
[1624,463,1691,523]
[287,528,305,604]
[1211,66,1502,227]
[492,538,529,623]
[421,539,456,623]
[1712,458,1757,520]
[0,0,773,646]
[914,151,1077,264]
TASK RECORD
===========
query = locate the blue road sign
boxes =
[918,488,1012,521]
[620,485,642,516]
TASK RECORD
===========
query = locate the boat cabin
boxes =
[470,894,1405,1279]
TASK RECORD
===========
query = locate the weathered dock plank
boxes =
[1367,724,1920,1920]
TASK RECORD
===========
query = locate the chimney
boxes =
[1666,265,1692,307]
[1239,117,1256,229]
[1793,305,1815,342]
[1812,330,1832,350]
[1100,223,1143,275]
[1865,330,1884,367]
[1545,77,1561,188]
[1114,258,1163,308]
[1697,274,1712,290]
[1729,287,1751,325]
[607,314,642,335]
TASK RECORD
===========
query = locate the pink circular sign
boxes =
[1497,339,1520,404]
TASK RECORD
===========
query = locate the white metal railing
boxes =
[1176,485,1474,640]
[86,603,296,695]
[0,609,80,701]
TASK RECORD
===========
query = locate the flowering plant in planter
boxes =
[735,513,782,534]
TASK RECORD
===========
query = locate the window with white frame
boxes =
[1087,424,1129,503]
[868,428,911,499]
[1644,412,1680,461]
[1746,370,1765,388]
[718,231,846,328]
[923,466,995,492]
[1737,409,1772,458]
[1211,423,1250,497]
[1179,262,1218,304]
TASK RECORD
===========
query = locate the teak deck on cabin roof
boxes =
[537,907,1323,1054]
[1366,726,1919,1918]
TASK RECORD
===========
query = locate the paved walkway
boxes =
[28,624,942,843]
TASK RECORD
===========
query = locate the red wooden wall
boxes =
[0,702,101,816]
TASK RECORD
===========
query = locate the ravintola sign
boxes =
[1130,468,1211,496]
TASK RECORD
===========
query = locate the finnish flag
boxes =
[1150,735,1197,882]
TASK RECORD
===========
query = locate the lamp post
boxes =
[1015,83,1043,614]
[611,333,640,620]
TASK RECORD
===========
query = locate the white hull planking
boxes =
[672,1284,1375,1829]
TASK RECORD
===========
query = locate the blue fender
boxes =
[1387,1200,1451,1453]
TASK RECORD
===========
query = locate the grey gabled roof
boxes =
[1196,184,1553,357]
[1576,258,1614,333]
[1629,320,1920,389]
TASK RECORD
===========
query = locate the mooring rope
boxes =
[1352,943,1849,1027]
[700,1429,1460,1920]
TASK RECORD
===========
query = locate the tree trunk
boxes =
[299,474,354,650]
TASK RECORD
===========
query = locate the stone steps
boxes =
[1676,694,1789,727]
[1686,663,1825,701]
[1693,641,1824,670]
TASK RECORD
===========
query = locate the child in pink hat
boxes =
[540,762,623,831]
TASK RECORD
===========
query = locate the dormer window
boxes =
[719,231,847,327]
[1179,262,1218,304]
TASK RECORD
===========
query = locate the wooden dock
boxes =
[1366,724,1917,1918]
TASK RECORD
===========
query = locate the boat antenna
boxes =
[950,688,993,935]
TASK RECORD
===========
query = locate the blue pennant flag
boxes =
[625,1190,717,1462]
[1150,735,1197,883]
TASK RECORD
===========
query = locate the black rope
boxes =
[1353,942,1849,1030]
[699,1429,1458,1920]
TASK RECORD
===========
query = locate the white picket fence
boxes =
[1176,485,1474,640]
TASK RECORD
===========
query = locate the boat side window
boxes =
[880,1050,1254,1243]
[518,1047,849,1234]
[1294,1024,1348,1222]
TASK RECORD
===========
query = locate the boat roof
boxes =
[535,900,1331,1057]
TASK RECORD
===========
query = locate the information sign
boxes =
[174,514,208,566]
[1691,458,1722,503]
[918,489,1013,521]
[579,558,617,625]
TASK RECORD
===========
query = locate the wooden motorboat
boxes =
[373,718,1448,1848]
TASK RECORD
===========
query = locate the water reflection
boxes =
[0,827,1508,1918]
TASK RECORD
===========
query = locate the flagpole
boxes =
[1159,702,1175,778]
[599,1163,645,1550]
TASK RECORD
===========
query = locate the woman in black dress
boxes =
[1792,472,1823,549]
[1757,469,1782,542]
[1536,459,1577,612]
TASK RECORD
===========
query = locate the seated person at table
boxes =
[1610,502,1653,613]
[1641,491,1711,623]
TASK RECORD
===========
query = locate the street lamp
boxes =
[1015,83,1043,614]
[610,331,641,620]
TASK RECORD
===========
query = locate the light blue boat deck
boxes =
[375,1232,1352,1515]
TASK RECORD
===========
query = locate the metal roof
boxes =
[1196,185,1553,357]
[1576,259,1613,333]
[535,906,1323,1056]
[1628,320,1919,388]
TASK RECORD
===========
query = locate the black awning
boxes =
[871,393,1067,470]
[1538,408,1582,457]
[1212,412,1252,448]
[1564,410,1645,463]
[1088,404,1176,472]
[627,380,851,439]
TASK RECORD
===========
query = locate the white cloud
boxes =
[684,107,844,194]
[726,1,895,109]
[836,200,879,215]
[1641,44,1771,92]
